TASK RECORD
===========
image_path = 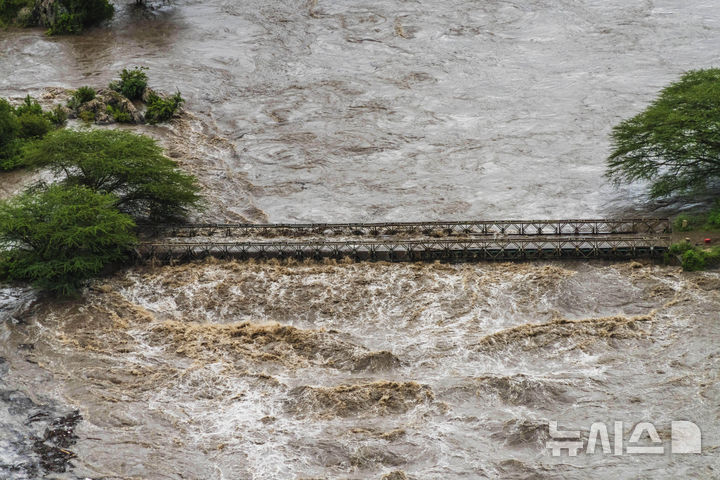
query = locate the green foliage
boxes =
[78,110,96,123]
[106,104,133,123]
[0,140,24,171]
[0,98,24,170]
[74,86,96,104]
[607,68,720,198]
[17,113,52,139]
[24,129,202,221]
[705,201,720,229]
[669,242,720,271]
[668,241,693,256]
[47,10,81,35]
[44,104,68,126]
[46,0,114,35]
[0,96,63,169]
[110,67,148,101]
[0,98,20,151]
[14,95,43,117]
[681,249,706,271]
[673,214,693,232]
[66,95,80,110]
[145,91,184,124]
[0,0,33,26]
[0,184,136,295]
[706,246,720,266]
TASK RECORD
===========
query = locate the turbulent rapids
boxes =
[1,0,720,478]
[1,260,718,478]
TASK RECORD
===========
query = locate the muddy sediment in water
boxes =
[474,314,653,352]
[0,260,717,478]
[152,319,401,371]
[286,381,434,418]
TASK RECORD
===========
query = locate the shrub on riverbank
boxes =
[0,184,136,295]
[109,67,148,101]
[45,0,114,35]
[67,86,96,109]
[667,241,720,271]
[145,91,184,124]
[608,69,720,199]
[0,0,33,26]
[0,95,64,170]
[1,129,202,294]
[1,0,114,34]
[672,201,720,232]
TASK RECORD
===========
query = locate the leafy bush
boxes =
[0,0,34,26]
[14,95,43,117]
[0,140,24,171]
[0,184,136,295]
[17,113,53,139]
[78,110,96,123]
[74,86,96,103]
[0,96,60,170]
[681,249,706,271]
[46,0,114,35]
[23,129,202,221]
[0,98,20,149]
[106,104,133,123]
[705,201,720,229]
[110,67,148,101]
[0,99,22,170]
[668,241,693,256]
[673,214,693,232]
[706,246,720,266]
[48,10,82,35]
[44,104,68,126]
[145,91,184,124]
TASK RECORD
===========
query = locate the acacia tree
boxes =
[23,129,202,222]
[0,185,136,295]
[607,68,720,198]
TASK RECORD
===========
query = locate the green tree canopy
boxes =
[24,129,202,222]
[0,184,136,295]
[0,98,20,158]
[607,68,720,198]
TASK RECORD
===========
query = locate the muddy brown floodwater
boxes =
[1,0,720,479]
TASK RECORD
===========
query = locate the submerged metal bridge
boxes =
[137,218,672,263]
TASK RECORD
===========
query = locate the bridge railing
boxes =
[144,218,671,239]
[137,234,671,262]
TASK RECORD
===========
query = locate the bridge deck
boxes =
[145,218,671,240]
[138,233,671,264]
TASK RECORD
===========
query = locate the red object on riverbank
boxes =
[705,238,712,244]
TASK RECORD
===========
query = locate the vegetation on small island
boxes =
[65,67,184,126]
[1,68,185,171]
[109,67,148,101]
[607,68,720,271]
[145,91,184,124]
[0,0,114,34]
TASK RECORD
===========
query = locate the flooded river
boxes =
[1,0,719,478]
